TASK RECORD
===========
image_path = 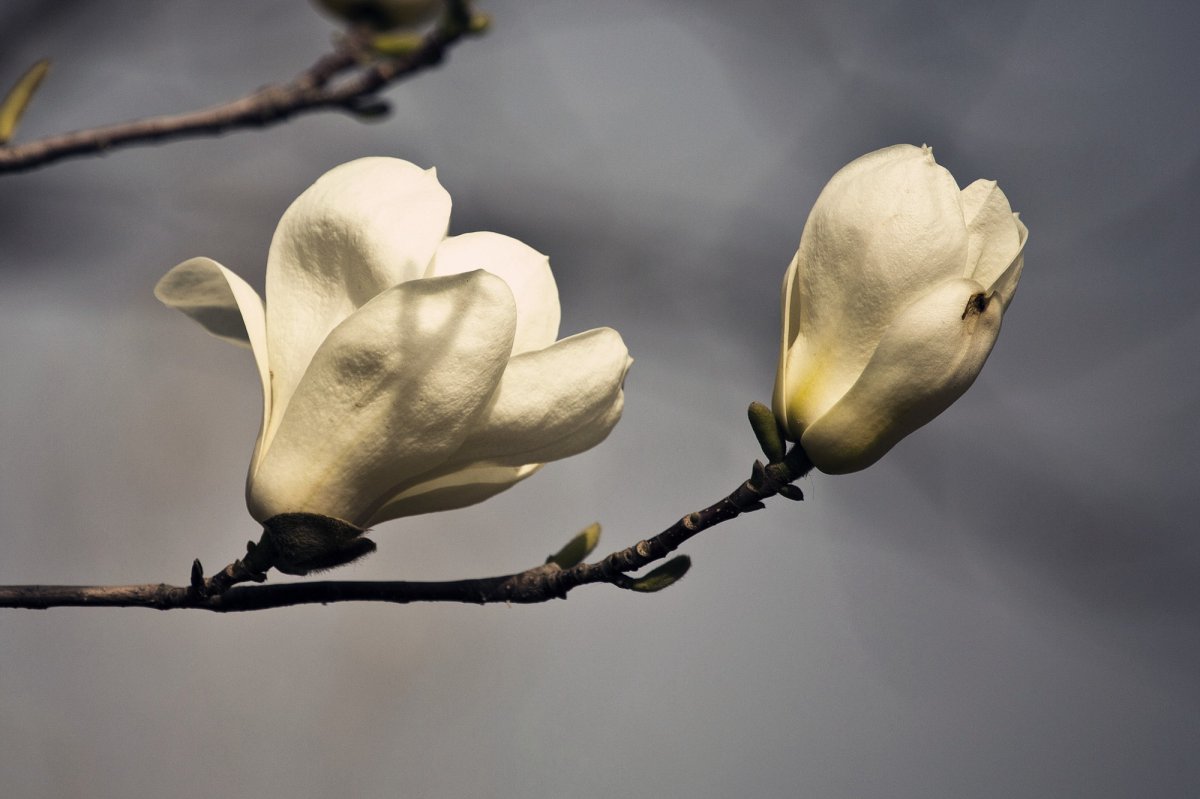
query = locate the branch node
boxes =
[730,493,766,513]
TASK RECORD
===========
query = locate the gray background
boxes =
[2,1,1198,797]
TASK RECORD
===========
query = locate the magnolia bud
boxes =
[773,144,1027,473]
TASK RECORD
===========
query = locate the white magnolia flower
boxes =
[773,144,1027,473]
[157,158,631,530]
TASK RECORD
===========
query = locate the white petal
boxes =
[989,213,1027,311]
[365,464,542,524]
[247,270,516,525]
[789,144,969,416]
[154,257,272,471]
[363,328,630,523]
[155,257,265,352]
[263,158,452,444]
[800,278,1003,474]
[960,179,1022,288]
[450,327,630,466]
[428,232,561,355]
[506,393,625,466]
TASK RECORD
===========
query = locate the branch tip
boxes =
[0,4,484,173]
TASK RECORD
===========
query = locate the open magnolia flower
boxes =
[157,158,631,536]
[773,144,1027,474]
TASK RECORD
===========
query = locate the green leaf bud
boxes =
[0,59,51,145]
[546,522,602,569]
[747,401,786,463]
[626,555,691,593]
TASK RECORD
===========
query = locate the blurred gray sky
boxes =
[2,1,1199,797]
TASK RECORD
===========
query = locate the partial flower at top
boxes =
[773,144,1027,473]
[157,158,631,529]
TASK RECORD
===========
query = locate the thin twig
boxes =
[0,1,483,174]
[0,452,813,612]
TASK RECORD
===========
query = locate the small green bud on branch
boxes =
[0,59,51,145]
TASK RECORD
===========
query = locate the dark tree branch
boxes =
[0,1,485,174]
[0,450,813,612]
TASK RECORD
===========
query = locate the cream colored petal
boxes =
[811,143,925,191]
[450,327,630,466]
[247,270,516,525]
[364,326,628,520]
[989,213,1027,311]
[792,144,969,406]
[800,278,1003,474]
[263,158,452,447]
[504,391,625,467]
[960,179,1022,288]
[154,257,273,472]
[365,464,542,524]
[363,328,629,523]
[155,257,265,352]
[429,232,561,355]
[776,331,851,439]
[772,250,802,438]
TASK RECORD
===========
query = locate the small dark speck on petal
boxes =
[962,293,989,319]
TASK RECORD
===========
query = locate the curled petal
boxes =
[429,232,561,355]
[989,214,1027,312]
[365,464,542,524]
[960,179,1022,289]
[155,257,272,471]
[800,278,1003,474]
[155,257,265,352]
[264,158,452,439]
[248,270,517,525]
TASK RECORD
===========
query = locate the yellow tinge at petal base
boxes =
[799,279,1003,473]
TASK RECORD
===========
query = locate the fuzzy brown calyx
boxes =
[256,513,377,576]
